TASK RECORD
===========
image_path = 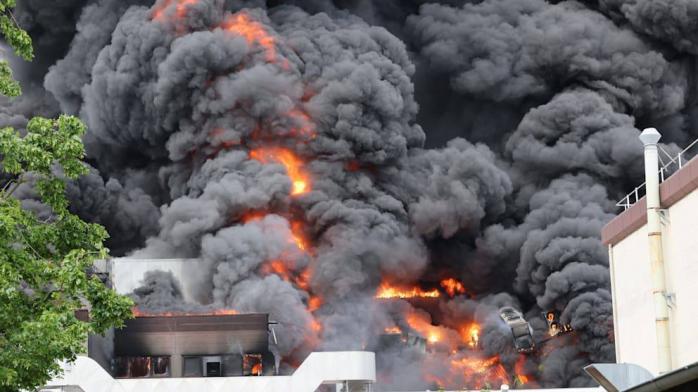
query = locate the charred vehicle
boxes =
[499,307,535,353]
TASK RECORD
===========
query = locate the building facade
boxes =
[602,146,698,375]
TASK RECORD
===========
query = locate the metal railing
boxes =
[616,137,698,210]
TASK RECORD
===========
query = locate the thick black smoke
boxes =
[3,0,696,389]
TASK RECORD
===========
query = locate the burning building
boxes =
[9,0,698,390]
[113,313,272,377]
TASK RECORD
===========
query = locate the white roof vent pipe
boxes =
[639,127,672,375]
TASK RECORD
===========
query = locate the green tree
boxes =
[0,3,133,391]
[0,0,32,97]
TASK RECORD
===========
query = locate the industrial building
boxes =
[588,129,698,391]
[45,310,376,391]
[41,257,377,392]
[112,313,273,378]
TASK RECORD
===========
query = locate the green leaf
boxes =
[0,18,132,389]
[0,60,20,97]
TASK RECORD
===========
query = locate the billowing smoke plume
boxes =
[3,0,696,389]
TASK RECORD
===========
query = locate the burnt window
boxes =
[152,356,170,377]
[114,356,170,378]
[243,354,263,376]
[113,357,129,378]
[206,361,222,377]
[129,357,151,378]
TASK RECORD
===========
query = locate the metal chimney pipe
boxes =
[639,128,672,374]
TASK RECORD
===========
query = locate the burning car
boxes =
[499,307,535,354]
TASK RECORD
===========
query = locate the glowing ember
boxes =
[222,12,280,64]
[152,0,198,22]
[345,160,361,172]
[250,147,310,196]
[440,278,466,297]
[384,326,402,334]
[242,211,268,223]
[311,319,322,333]
[287,109,315,138]
[296,267,312,291]
[375,282,440,299]
[131,307,238,317]
[308,296,323,312]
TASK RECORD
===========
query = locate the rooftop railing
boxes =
[616,137,698,210]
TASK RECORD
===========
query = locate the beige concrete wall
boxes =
[609,189,698,375]
[662,189,698,369]
[609,225,657,373]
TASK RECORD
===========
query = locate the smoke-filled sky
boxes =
[2,0,697,389]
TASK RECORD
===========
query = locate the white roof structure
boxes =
[43,351,375,392]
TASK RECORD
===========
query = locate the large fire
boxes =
[447,356,509,389]
[145,2,539,389]
[425,354,533,390]
[375,282,440,299]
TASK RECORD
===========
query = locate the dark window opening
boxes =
[152,357,170,377]
[114,356,170,378]
[113,357,129,378]
[129,357,150,378]
[206,361,222,377]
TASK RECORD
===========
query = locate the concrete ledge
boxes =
[602,157,698,246]
[45,352,375,392]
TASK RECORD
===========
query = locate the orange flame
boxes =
[449,356,510,389]
[291,220,308,250]
[287,109,315,138]
[515,354,530,385]
[375,282,440,299]
[296,267,312,291]
[406,311,441,344]
[384,326,402,334]
[311,318,322,333]
[404,309,462,351]
[222,12,280,64]
[460,323,480,349]
[308,296,323,312]
[242,211,267,223]
[242,212,308,252]
[251,363,262,376]
[440,278,466,298]
[250,147,310,196]
[152,0,198,22]
[260,260,292,280]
